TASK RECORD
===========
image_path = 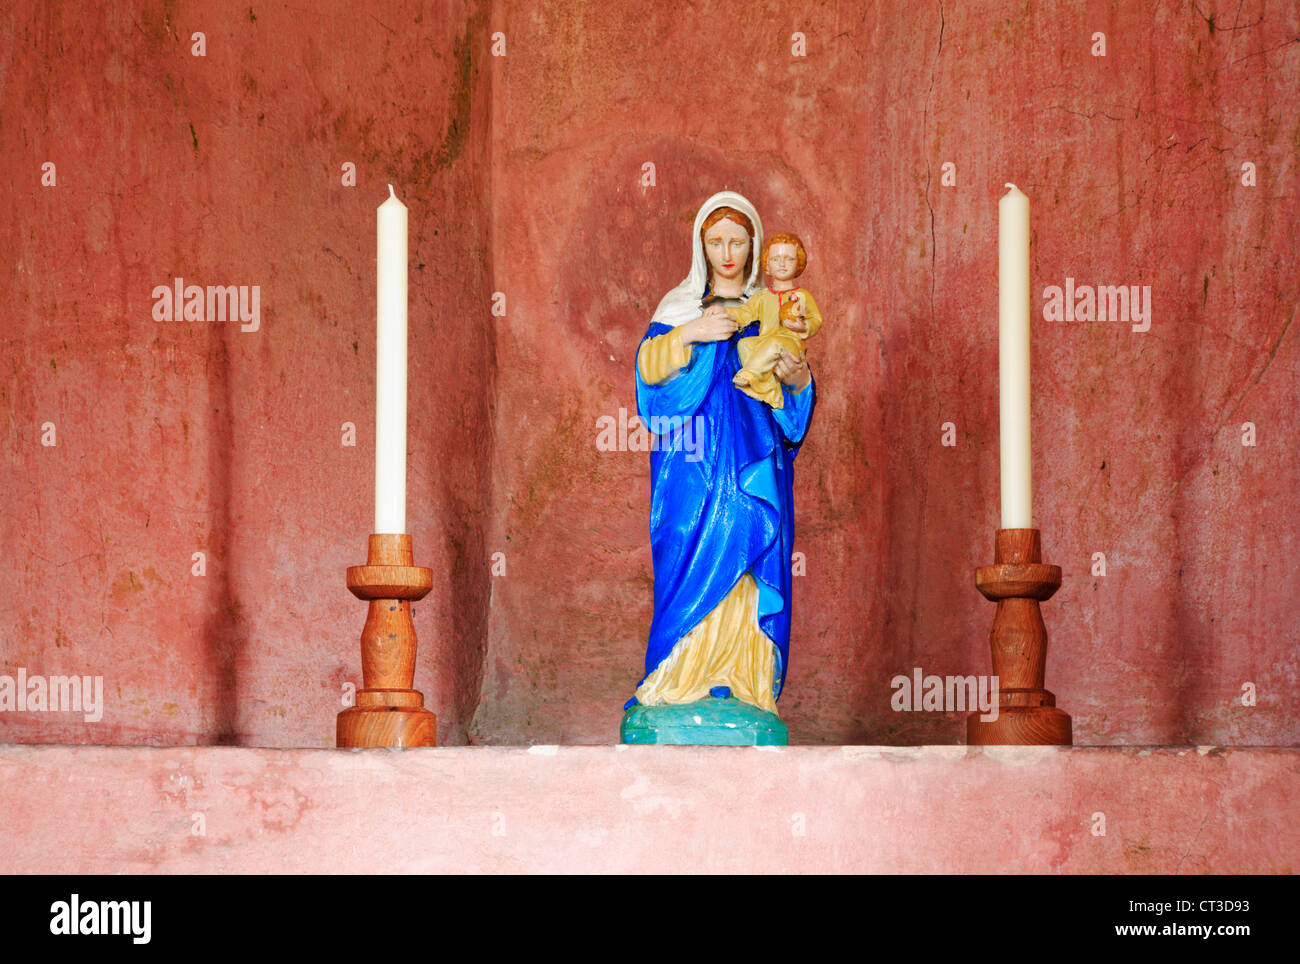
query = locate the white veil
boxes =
[649,191,764,328]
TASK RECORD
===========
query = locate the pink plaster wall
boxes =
[476,0,1300,744]
[1,1,1297,748]
[1,1,496,745]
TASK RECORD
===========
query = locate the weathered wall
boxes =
[0,1,496,745]
[474,0,1300,744]
[1,1,1296,747]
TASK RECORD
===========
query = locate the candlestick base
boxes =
[966,693,1072,746]
[337,702,436,749]
[336,534,437,749]
[966,529,1072,747]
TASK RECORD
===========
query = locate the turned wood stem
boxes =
[337,533,437,747]
[968,528,1072,746]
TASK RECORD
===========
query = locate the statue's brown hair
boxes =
[761,232,807,277]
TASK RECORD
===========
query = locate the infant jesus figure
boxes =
[727,232,822,409]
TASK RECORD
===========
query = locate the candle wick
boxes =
[388,183,395,199]
[1004,182,1018,192]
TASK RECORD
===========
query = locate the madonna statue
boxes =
[621,191,817,745]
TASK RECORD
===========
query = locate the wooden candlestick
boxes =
[967,528,1072,746]
[336,533,437,748]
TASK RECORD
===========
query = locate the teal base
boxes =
[620,696,789,746]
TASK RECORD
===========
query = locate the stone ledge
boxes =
[0,745,1294,873]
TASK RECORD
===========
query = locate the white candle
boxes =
[998,183,1032,529]
[375,184,408,534]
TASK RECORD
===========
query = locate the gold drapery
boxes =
[634,573,779,714]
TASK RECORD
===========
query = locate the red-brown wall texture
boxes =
[2,1,1296,747]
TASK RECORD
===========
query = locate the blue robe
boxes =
[629,319,816,708]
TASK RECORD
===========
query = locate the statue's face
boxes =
[766,242,799,282]
[703,217,751,285]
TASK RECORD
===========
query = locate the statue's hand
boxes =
[681,304,738,345]
[773,349,811,392]
[781,292,808,332]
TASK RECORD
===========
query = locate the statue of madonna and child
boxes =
[620,191,822,745]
